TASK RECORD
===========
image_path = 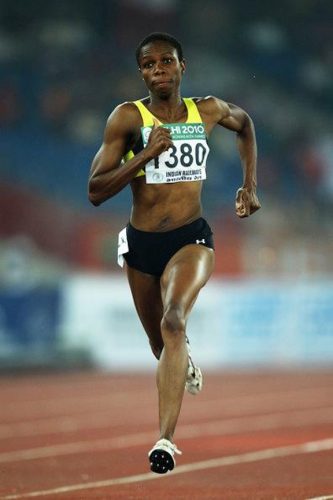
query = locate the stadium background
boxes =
[0,0,332,371]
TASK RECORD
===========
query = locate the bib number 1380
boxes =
[154,142,207,169]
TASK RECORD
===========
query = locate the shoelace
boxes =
[170,443,182,455]
[185,336,195,369]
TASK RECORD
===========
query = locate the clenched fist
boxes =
[235,187,261,218]
[146,119,173,159]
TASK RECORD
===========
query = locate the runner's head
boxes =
[136,33,186,96]
[135,32,184,67]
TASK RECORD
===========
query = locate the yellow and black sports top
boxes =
[123,98,210,184]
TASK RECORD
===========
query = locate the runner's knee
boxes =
[161,304,186,339]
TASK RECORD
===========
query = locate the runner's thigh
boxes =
[161,244,215,318]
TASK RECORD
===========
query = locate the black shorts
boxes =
[123,217,214,277]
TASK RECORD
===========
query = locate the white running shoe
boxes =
[185,336,203,395]
[148,438,182,474]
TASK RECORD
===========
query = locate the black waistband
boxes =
[127,218,205,238]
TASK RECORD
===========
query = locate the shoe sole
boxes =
[149,449,175,474]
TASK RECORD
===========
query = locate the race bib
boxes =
[142,123,209,184]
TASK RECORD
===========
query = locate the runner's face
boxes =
[138,41,185,96]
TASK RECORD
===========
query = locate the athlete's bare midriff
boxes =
[130,177,203,232]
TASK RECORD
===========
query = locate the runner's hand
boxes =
[146,119,173,158]
[235,187,261,218]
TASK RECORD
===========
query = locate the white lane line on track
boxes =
[1,438,333,499]
[306,496,333,499]
[0,406,332,464]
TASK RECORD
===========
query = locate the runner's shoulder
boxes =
[108,101,142,123]
[105,101,142,133]
[192,96,230,120]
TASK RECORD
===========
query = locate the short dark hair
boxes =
[135,32,184,66]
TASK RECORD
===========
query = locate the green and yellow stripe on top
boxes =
[123,97,203,178]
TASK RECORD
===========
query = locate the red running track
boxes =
[0,369,332,499]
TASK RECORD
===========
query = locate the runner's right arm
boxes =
[88,104,172,206]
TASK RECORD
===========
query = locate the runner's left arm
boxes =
[214,98,261,218]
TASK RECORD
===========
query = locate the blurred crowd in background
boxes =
[0,0,332,279]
